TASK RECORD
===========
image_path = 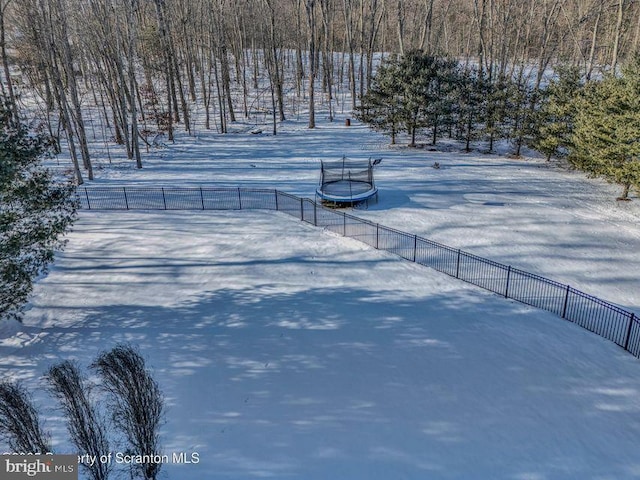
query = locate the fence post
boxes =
[161,188,167,210]
[274,190,279,211]
[123,187,129,210]
[84,187,91,210]
[376,224,379,249]
[343,212,346,236]
[413,235,417,262]
[237,187,242,209]
[313,201,317,226]
[561,285,571,319]
[623,313,636,351]
[455,249,461,279]
[200,187,205,210]
[505,265,511,298]
[300,197,304,220]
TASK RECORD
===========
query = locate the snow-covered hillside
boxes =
[3,210,640,479]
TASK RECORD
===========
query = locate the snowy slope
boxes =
[2,211,640,479]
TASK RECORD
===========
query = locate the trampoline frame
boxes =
[316,157,379,206]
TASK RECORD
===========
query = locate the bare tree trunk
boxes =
[586,1,602,81]
[474,0,488,75]
[169,34,190,132]
[110,51,132,158]
[397,0,405,54]
[153,0,174,141]
[305,0,317,128]
[176,0,197,102]
[320,0,334,121]
[343,0,357,109]
[632,2,640,54]
[48,51,83,185]
[30,0,82,184]
[210,19,226,134]
[0,0,18,124]
[126,0,141,168]
[366,0,384,89]
[220,45,235,123]
[197,3,211,130]
[611,0,625,71]
[53,0,93,180]
[419,0,435,52]
[263,0,286,122]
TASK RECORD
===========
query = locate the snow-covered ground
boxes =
[3,210,640,479]
[80,116,640,313]
[3,101,640,479]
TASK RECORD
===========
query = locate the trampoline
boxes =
[316,156,379,206]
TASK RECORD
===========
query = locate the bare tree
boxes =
[262,0,286,128]
[342,0,358,109]
[419,0,435,52]
[47,361,111,480]
[124,0,142,167]
[153,0,176,141]
[92,345,164,480]
[611,0,625,71]
[0,382,51,454]
[396,0,405,54]
[51,0,94,180]
[305,0,317,128]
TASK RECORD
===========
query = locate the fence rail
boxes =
[78,186,640,359]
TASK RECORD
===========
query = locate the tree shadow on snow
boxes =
[5,284,640,480]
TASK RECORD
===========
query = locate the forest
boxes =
[0,0,639,193]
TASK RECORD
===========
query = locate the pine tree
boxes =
[482,74,511,153]
[455,65,484,152]
[508,74,536,157]
[570,59,640,200]
[396,51,457,147]
[532,66,582,161]
[354,58,404,145]
[0,100,77,322]
[421,56,459,146]
[357,51,461,147]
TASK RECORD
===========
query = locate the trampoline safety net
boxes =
[317,156,378,205]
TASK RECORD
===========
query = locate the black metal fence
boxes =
[78,186,640,359]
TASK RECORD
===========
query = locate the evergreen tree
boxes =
[397,50,431,147]
[482,74,511,152]
[532,66,582,160]
[396,52,459,147]
[508,74,536,157]
[570,59,640,200]
[357,51,462,147]
[0,101,77,322]
[422,57,459,146]
[455,65,484,152]
[354,58,404,145]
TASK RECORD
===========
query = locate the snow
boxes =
[3,106,640,478]
[79,118,640,314]
[3,210,640,479]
